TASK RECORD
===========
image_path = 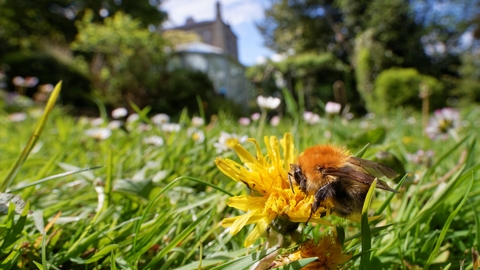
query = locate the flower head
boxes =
[161,123,181,133]
[107,120,123,130]
[425,108,460,140]
[216,133,329,247]
[188,128,205,143]
[143,135,164,146]
[90,117,104,127]
[303,111,320,125]
[191,116,205,127]
[406,149,434,167]
[213,131,248,154]
[85,128,111,140]
[12,76,25,87]
[151,113,170,125]
[251,112,261,121]
[111,107,128,119]
[8,112,28,122]
[257,95,281,110]
[272,234,351,269]
[238,117,251,126]
[39,84,54,93]
[270,115,281,126]
[325,101,341,115]
[126,113,140,123]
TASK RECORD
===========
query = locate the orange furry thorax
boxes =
[297,145,351,173]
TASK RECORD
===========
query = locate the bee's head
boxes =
[289,164,307,191]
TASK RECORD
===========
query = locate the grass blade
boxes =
[1,81,62,191]
[361,178,377,269]
[424,174,474,269]
[143,207,212,269]
[210,247,278,270]
[8,166,102,193]
[374,174,406,216]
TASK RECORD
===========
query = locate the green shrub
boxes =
[372,67,443,113]
[136,68,243,118]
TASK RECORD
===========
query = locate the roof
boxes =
[175,41,224,54]
[171,20,214,30]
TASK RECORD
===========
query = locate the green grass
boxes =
[1,85,480,269]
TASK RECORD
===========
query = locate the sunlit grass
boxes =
[0,86,480,269]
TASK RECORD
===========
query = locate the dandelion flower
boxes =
[272,234,351,269]
[425,107,460,140]
[213,131,248,154]
[216,133,329,247]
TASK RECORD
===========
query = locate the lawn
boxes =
[0,83,479,269]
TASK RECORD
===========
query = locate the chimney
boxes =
[186,16,194,25]
[216,1,222,21]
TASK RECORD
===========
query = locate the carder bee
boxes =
[289,145,398,221]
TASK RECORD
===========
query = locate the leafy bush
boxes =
[71,11,167,107]
[372,67,443,113]
[151,68,217,116]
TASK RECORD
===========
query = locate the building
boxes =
[166,1,250,111]
[170,1,238,60]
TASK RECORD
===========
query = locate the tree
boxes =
[257,0,478,112]
[70,11,167,107]
[0,0,166,52]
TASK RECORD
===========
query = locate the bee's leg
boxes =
[287,172,295,193]
[306,182,335,224]
[299,175,307,193]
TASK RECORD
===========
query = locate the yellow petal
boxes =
[247,138,265,165]
[229,141,256,164]
[244,214,275,247]
[280,133,295,171]
[230,210,258,235]
[228,195,267,211]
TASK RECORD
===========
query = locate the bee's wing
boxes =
[348,157,398,179]
[324,166,397,193]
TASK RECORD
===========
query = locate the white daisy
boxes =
[151,113,170,125]
[111,107,128,119]
[85,128,111,140]
[256,95,281,110]
[214,131,248,153]
[143,136,164,146]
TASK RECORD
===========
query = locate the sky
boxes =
[161,0,275,66]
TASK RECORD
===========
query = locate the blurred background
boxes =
[1,0,479,118]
